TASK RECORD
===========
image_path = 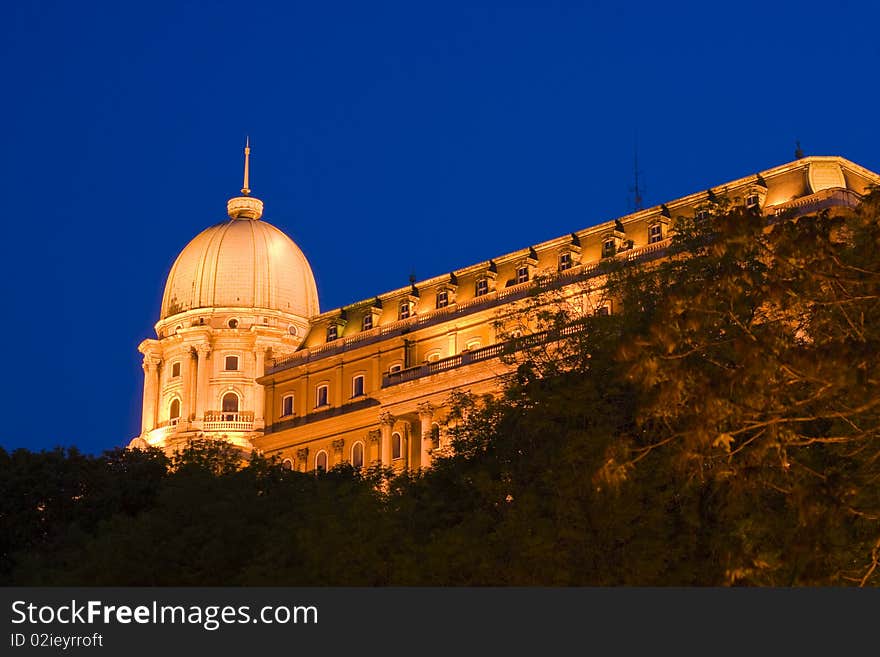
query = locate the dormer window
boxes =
[558,252,573,271]
[399,301,412,320]
[516,265,530,284]
[648,223,664,244]
[436,289,449,309]
[695,208,710,222]
[361,302,381,332]
[475,278,489,297]
[603,238,617,258]
[327,324,338,341]
[746,193,760,208]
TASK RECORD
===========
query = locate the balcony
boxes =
[203,411,255,432]
[381,323,586,388]
[770,187,862,218]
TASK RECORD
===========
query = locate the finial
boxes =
[241,136,251,196]
[227,137,263,220]
[795,140,804,159]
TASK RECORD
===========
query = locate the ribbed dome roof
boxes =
[160,217,319,320]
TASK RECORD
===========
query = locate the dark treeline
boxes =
[3,193,880,586]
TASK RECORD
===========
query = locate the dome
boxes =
[160,215,320,320]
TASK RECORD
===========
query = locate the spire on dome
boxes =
[227,137,263,220]
[242,136,251,196]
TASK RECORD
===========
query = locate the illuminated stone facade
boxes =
[130,149,320,454]
[134,155,880,465]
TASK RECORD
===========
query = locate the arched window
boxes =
[351,442,364,468]
[169,398,181,424]
[281,458,293,471]
[315,451,328,472]
[281,394,294,417]
[392,432,402,460]
[352,375,365,398]
[316,384,329,408]
[222,392,239,420]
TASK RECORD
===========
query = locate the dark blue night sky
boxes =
[2,0,878,455]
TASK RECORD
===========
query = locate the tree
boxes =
[598,193,880,585]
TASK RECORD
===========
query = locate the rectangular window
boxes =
[171,362,181,378]
[436,290,449,309]
[516,266,529,284]
[224,355,239,371]
[352,375,365,398]
[558,252,573,271]
[362,314,373,331]
[398,302,411,320]
[316,384,329,407]
[327,324,338,341]
[601,240,616,258]
[746,194,759,208]
[281,394,294,417]
[475,279,489,297]
[648,224,663,244]
[695,209,710,222]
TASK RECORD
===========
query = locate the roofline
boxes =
[310,155,879,321]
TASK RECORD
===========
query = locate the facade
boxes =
[133,154,880,467]
[130,144,319,453]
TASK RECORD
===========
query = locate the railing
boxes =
[156,417,180,428]
[381,323,586,388]
[772,188,862,217]
[203,411,255,432]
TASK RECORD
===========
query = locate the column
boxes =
[253,346,268,428]
[264,381,275,432]
[379,411,395,466]
[195,345,211,422]
[369,430,381,464]
[447,329,457,357]
[334,363,343,407]
[180,347,195,425]
[296,447,309,473]
[417,402,434,469]
[332,439,345,466]
[141,357,160,433]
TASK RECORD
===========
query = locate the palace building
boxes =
[130,152,880,471]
